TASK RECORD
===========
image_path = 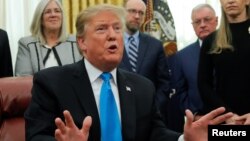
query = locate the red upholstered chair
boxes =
[0,76,33,141]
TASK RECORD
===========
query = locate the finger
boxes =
[244,119,250,125]
[235,115,247,121]
[63,110,75,128]
[234,120,244,125]
[55,129,64,141]
[82,116,92,135]
[209,112,233,125]
[55,117,66,134]
[200,107,226,121]
[185,109,194,126]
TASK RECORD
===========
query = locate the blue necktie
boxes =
[128,36,138,72]
[99,72,122,141]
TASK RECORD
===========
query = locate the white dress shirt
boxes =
[84,58,121,122]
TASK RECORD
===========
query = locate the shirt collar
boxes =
[124,31,140,42]
[84,58,117,85]
[198,39,203,47]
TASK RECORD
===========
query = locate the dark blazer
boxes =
[0,29,13,77]
[25,59,180,141]
[171,40,203,113]
[119,32,170,106]
[166,40,203,132]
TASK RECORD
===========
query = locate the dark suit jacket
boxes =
[0,29,13,77]
[25,59,180,141]
[119,32,170,107]
[170,40,203,114]
[166,40,203,132]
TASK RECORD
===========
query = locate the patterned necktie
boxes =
[99,72,122,141]
[128,36,138,72]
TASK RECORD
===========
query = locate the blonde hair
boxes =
[30,0,67,45]
[211,4,250,54]
[75,4,126,38]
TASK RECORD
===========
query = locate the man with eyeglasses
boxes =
[119,0,171,122]
[168,3,218,132]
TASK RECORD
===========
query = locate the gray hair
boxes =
[75,4,126,38]
[30,0,67,45]
[191,3,216,19]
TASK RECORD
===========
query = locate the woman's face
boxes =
[220,0,249,22]
[42,1,62,32]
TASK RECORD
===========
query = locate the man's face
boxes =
[125,0,146,34]
[192,7,218,40]
[77,11,124,72]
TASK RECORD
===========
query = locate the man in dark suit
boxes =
[168,4,218,131]
[119,0,170,117]
[0,29,13,77]
[25,3,232,141]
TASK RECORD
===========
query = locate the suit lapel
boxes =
[117,69,136,140]
[137,33,148,72]
[192,40,201,64]
[70,60,101,141]
[121,50,133,72]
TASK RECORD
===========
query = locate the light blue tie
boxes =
[99,72,122,141]
[128,36,138,72]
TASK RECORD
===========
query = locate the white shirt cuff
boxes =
[178,134,184,141]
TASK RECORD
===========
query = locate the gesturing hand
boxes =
[184,107,233,141]
[54,110,92,141]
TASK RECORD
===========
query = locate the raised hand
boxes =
[54,110,92,141]
[184,107,233,141]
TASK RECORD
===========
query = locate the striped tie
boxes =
[128,36,138,72]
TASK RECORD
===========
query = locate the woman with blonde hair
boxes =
[198,0,250,124]
[15,0,82,76]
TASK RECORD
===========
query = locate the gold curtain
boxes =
[62,0,124,34]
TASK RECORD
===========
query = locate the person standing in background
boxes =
[168,4,218,132]
[119,0,171,121]
[0,28,13,77]
[24,4,233,141]
[198,0,250,125]
[15,0,82,76]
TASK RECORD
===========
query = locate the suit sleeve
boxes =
[169,54,188,113]
[154,40,171,105]
[150,101,181,141]
[0,30,13,77]
[25,72,59,141]
[15,38,34,76]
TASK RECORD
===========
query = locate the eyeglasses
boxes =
[127,9,145,16]
[192,17,214,26]
[43,8,62,15]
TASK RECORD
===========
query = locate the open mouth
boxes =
[107,44,118,53]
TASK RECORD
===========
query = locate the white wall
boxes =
[0,0,40,71]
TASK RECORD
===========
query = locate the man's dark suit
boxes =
[25,60,180,141]
[119,32,170,110]
[170,40,203,113]
[167,40,203,132]
[0,29,13,77]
